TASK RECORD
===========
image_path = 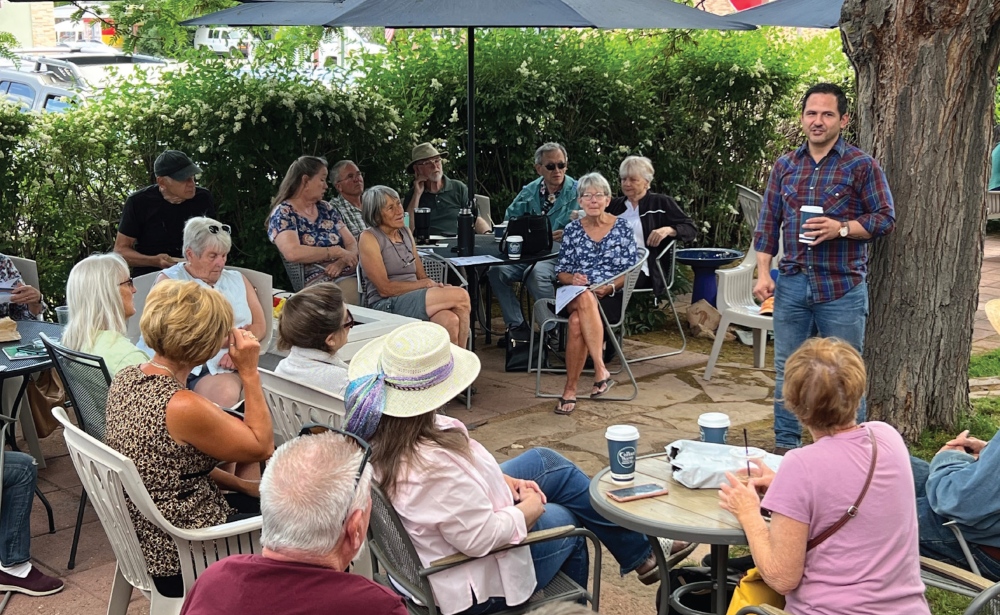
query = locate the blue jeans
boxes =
[911,457,1000,580]
[1,452,37,567]
[488,260,557,329]
[772,273,869,448]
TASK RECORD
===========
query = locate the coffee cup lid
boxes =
[507,235,523,242]
[697,412,730,428]
[606,424,639,440]
[800,205,824,214]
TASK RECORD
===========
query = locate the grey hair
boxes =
[576,172,612,198]
[183,216,232,257]
[361,185,400,228]
[534,142,568,166]
[619,155,654,184]
[61,252,131,353]
[260,431,373,556]
[330,160,357,188]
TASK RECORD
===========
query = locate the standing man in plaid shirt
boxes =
[753,83,895,454]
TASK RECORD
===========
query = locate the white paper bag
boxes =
[665,439,783,489]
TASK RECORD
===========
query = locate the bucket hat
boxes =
[406,143,449,174]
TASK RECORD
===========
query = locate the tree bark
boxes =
[841,0,1000,440]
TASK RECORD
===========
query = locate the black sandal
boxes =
[591,378,617,398]
[554,398,577,415]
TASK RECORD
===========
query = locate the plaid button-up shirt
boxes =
[329,195,367,240]
[753,137,895,304]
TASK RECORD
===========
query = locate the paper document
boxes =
[447,255,503,267]
[555,285,587,313]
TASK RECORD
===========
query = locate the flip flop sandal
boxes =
[554,398,577,415]
[636,538,699,585]
[590,378,617,398]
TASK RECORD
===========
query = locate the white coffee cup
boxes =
[507,235,523,260]
[698,412,731,444]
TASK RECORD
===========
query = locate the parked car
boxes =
[194,27,252,57]
[0,45,169,113]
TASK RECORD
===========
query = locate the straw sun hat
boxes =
[347,322,480,421]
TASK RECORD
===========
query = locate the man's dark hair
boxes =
[801,83,849,117]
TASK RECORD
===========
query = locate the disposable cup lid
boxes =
[730,446,766,459]
[697,412,731,428]
[507,235,523,242]
[800,205,824,214]
[606,424,639,441]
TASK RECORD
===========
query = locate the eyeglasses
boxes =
[119,278,135,289]
[208,224,232,235]
[579,193,609,201]
[414,157,442,167]
[298,423,371,519]
[343,309,357,330]
[338,171,364,182]
[544,162,567,171]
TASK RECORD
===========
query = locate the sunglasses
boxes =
[119,278,135,289]
[298,423,371,518]
[208,224,232,235]
[544,162,567,171]
[344,309,357,330]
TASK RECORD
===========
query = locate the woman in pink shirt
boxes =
[343,322,686,615]
[718,338,930,615]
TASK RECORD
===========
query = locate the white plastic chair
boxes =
[736,184,763,231]
[52,407,262,615]
[703,244,780,381]
[987,190,1000,220]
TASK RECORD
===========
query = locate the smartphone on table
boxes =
[606,483,669,503]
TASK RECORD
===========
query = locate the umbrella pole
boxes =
[466,26,476,209]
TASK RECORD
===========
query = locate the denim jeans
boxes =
[488,260,557,329]
[910,457,1000,580]
[772,273,869,448]
[499,448,652,581]
[1,452,37,567]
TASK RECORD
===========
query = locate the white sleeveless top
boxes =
[137,263,252,376]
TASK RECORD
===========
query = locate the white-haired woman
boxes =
[606,156,697,295]
[62,252,148,375]
[138,217,266,408]
[553,172,638,415]
[268,156,360,304]
[358,185,471,346]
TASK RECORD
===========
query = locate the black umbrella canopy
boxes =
[734,0,843,28]
[183,0,754,208]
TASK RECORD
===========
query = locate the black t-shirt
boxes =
[118,185,216,276]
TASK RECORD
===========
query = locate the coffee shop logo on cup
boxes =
[617,446,636,468]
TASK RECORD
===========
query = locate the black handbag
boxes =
[501,214,552,257]
[504,326,544,372]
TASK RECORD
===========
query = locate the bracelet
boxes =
[608,284,615,297]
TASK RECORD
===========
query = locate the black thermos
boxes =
[414,207,431,244]
[457,206,475,256]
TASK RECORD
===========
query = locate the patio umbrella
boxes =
[183,0,754,205]
[734,0,843,28]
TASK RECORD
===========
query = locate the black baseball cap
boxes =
[154,150,202,181]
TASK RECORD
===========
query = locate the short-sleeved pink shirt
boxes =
[761,421,930,615]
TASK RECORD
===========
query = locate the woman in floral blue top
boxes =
[553,172,638,415]
[268,156,360,305]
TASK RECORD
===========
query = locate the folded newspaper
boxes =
[665,439,784,489]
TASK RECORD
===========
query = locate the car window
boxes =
[0,81,8,95]
[4,82,35,109]
[43,95,74,113]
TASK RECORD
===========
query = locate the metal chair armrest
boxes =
[920,556,994,592]
[944,520,982,576]
[736,607,793,615]
[424,525,578,573]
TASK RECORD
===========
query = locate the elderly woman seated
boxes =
[552,172,638,416]
[104,280,273,599]
[138,217,267,408]
[62,253,148,375]
[268,156,361,304]
[718,337,930,615]
[606,156,697,294]
[0,254,44,320]
[274,283,356,397]
[358,185,470,347]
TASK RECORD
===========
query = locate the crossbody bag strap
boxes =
[806,427,878,552]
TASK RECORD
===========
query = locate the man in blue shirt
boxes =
[489,143,577,342]
[989,126,1000,191]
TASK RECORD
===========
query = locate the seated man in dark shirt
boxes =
[179,429,407,615]
[114,150,216,277]
[404,142,490,236]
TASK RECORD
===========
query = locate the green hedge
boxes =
[0,28,848,304]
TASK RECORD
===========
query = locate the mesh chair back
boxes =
[422,257,447,285]
[39,333,112,442]
[368,482,435,606]
[280,254,306,292]
[966,581,1000,615]
[604,247,649,328]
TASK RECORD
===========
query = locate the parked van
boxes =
[193,27,252,57]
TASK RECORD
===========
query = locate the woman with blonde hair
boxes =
[718,337,929,615]
[104,280,274,599]
[62,252,148,375]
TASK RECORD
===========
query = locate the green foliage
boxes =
[969,347,1000,378]
[0,32,18,65]
[910,396,1000,461]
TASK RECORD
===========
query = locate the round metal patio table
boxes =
[589,453,748,615]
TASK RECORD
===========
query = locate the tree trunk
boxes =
[841,1,1000,440]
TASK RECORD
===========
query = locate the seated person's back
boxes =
[274,283,353,397]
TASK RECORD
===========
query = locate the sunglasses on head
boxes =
[298,423,372,518]
[544,162,567,171]
[208,224,232,235]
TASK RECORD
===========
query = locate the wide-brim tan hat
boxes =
[406,142,449,174]
[987,299,1000,335]
[347,321,480,417]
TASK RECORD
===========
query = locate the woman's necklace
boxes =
[383,227,414,267]
[148,360,186,388]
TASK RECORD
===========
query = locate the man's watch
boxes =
[838,221,850,238]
